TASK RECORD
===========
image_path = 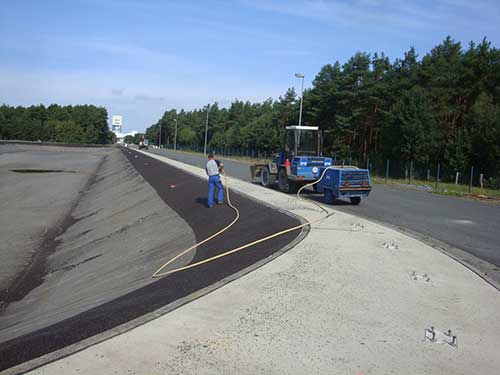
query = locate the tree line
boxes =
[0,104,112,144]
[146,36,499,184]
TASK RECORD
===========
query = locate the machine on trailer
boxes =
[250,125,372,204]
[250,125,332,193]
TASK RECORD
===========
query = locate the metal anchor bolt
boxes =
[450,336,457,346]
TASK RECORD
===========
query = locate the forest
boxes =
[145,37,500,186]
[0,104,111,144]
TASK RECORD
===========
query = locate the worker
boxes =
[206,153,224,207]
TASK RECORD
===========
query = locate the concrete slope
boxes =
[0,144,109,298]
[0,147,302,372]
[0,147,196,343]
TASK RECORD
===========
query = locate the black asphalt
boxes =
[150,148,500,281]
[0,149,301,371]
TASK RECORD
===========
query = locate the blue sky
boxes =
[1,0,499,133]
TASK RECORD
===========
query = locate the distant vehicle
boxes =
[138,136,149,150]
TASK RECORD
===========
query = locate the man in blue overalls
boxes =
[206,154,224,207]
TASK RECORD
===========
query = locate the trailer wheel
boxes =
[324,189,334,204]
[260,167,273,187]
[350,197,361,205]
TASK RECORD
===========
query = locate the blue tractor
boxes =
[250,126,333,193]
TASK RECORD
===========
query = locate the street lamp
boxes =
[173,119,178,151]
[295,73,304,126]
[159,123,162,148]
[203,104,211,155]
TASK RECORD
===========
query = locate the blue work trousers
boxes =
[208,175,224,207]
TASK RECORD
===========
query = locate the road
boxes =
[148,148,500,286]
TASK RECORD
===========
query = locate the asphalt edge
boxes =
[1,150,309,375]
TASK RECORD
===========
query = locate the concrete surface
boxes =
[26,150,500,375]
[0,147,197,342]
[0,144,110,299]
[149,148,500,286]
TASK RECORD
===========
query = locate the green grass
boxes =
[371,175,500,201]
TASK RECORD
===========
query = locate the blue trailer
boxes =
[316,167,372,205]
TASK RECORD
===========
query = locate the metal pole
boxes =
[469,166,474,193]
[174,119,178,151]
[385,160,389,183]
[299,75,304,126]
[204,105,210,155]
[435,163,440,191]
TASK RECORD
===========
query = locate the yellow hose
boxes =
[152,167,335,278]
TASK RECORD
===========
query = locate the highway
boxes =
[148,148,500,287]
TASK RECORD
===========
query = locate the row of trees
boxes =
[146,36,499,181]
[0,104,112,144]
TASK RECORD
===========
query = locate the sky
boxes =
[1,0,499,133]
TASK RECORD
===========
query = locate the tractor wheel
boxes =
[350,197,361,205]
[277,169,291,193]
[260,167,273,188]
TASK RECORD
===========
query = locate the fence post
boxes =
[435,163,440,191]
[385,160,389,183]
[469,166,474,194]
[455,172,459,185]
[427,169,430,182]
[480,173,484,189]
[409,160,413,185]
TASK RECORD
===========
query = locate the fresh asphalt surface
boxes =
[0,148,300,371]
[150,148,500,278]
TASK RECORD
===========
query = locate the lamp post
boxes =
[295,73,304,126]
[173,119,178,151]
[204,105,211,155]
[159,123,162,148]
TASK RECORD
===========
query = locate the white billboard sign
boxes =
[112,115,123,126]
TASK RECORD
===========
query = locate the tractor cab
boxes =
[250,125,331,193]
[280,125,322,163]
